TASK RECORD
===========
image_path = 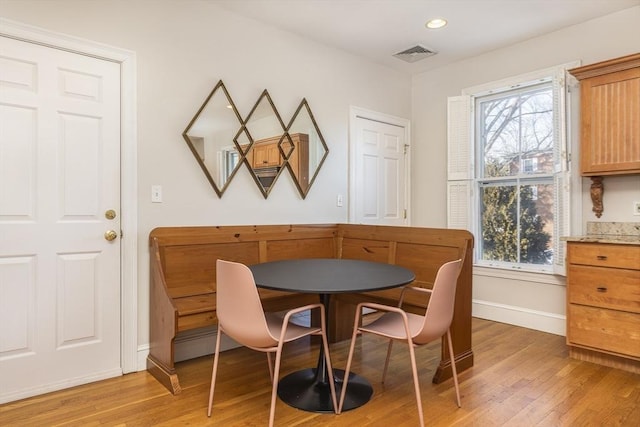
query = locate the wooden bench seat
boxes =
[147,224,474,394]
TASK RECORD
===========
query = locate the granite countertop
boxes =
[562,222,640,245]
[562,234,640,245]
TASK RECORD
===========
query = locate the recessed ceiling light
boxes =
[426,18,447,29]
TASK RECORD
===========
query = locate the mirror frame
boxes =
[181,80,244,197]
[182,81,330,198]
[284,98,329,198]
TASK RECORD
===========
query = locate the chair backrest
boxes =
[216,259,278,348]
[414,259,463,345]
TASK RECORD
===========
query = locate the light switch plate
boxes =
[633,201,640,216]
[151,185,162,203]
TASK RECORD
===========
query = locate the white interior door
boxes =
[0,36,122,403]
[350,109,410,225]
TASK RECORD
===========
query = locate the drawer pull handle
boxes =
[596,255,608,261]
[596,287,607,293]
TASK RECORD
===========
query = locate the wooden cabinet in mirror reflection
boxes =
[246,133,310,192]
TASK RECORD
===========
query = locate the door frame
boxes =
[0,18,138,374]
[348,106,411,225]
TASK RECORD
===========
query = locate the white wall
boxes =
[0,0,412,355]
[411,6,640,334]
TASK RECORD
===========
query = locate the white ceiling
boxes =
[212,0,639,74]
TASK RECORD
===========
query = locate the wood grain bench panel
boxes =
[166,282,214,299]
[177,310,217,332]
[266,237,337,261]
[340,237,391,263]
[163,241,260,285]
[174,294,216,316]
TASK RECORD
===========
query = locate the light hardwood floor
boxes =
[1,318,639,426]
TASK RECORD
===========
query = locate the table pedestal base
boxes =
[277,368,373,413]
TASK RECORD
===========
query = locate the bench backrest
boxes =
[337,224,470,288]
[150,224,339,298]
[150,223,472,300]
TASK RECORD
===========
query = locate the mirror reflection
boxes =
[182,81,243,197]
[285,99,329,198]
[241,90,287,198]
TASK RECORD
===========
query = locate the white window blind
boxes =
[447,95,473,231]
[551,69,571,276]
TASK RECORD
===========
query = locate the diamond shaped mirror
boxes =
[284,99,329,198]
[182,80,244,197]
[240,90,287,198]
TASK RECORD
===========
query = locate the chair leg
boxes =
[269,343,285,427]
[382,339,394,383]
[407,340,425,427]
[266,353,274,383]
[446,330,462,408]
[318,307,338,413]
[320,329,338,413]
[337,309,362,414]
[207,328,223,417]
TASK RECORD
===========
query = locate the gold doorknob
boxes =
[104,230,118,241]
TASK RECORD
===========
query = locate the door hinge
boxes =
[403,209,407,219]
[404,144,410,155]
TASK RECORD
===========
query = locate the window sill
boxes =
[473,265,566,286]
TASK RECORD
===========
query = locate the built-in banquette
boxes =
[147,224,474,394]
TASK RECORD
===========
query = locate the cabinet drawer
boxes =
[568,243,640,270]
[568,265,640,313]
[568,304,640,358]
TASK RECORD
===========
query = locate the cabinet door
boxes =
[266,143,281,166]
[580,67,640,175]
[252,144,268,168]
[253,143,281,168]
[567,305,640,358]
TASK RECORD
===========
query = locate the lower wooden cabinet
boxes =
[566,242,640,373]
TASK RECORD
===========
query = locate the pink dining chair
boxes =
[337,259,463,426]
[207,259,337,426]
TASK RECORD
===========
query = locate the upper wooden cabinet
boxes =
[569,53,640,176]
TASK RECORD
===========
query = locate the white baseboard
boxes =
[472,299,566,336]
[0,368,122,404]
[137,344,150,371]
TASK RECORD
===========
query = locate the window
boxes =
[477,83,554,267]
[521,158,538,173]
[447,64,573,274]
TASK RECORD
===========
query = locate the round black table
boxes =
[249,258,415,413]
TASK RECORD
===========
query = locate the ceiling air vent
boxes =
[393,45,437,63]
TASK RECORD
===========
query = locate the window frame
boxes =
[475,80,556,272]
[447,62,579,276]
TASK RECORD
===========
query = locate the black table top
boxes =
[249,258,415,294]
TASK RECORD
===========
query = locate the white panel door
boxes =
[0,36,121,403]
[352,116,408,225]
